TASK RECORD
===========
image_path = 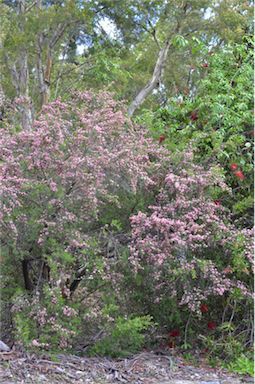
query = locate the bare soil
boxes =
[0,350,253,384]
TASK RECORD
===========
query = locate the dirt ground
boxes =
[0,350,253,384]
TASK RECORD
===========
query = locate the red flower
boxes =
[159,135,166,144]
[207,321,217,330]
[200,304,209,313]
[230,163,238,171]
[169,329,180,337]
[234,170,245,181]
[168,340,175,348]
[214,200,221,206]
[202,62,209,68]
[190,111,198,121]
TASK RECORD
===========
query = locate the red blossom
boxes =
[234,170,245,181]
[168,340,175,348]
[230,163,238,171]
[207,321,217,330]
[214,200,221,206]
[169,329,180,337]
[202,63,209,68]
[159,135,166,144]
[200,304,209,313]
[190,111,198,121]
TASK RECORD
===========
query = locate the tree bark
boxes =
[128,40,171,117]
[22,260,33,291]
[6,0,34,130]
[36,22,73,109]
[69,266,87,294]
[36,0,52,108]
[37,36,52,108]
[18,51,33,130]
[8,50,34,131]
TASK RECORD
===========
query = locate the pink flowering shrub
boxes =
[12,286,81,350]
[1,92,253,352]
[0,90,167,280]
[0,91,169,348]
[130,151,253,313]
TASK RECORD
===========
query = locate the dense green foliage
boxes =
[139,37,253,225]
[227,355,254,376]
[89,315,153,357]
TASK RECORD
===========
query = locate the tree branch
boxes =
[128,39,171,117]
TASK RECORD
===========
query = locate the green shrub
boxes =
[89,315,153,357]
[12,286,81,351]
[227,355,254,376]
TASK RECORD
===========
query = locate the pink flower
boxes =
[31,339,40,347]
[49,181,57,192]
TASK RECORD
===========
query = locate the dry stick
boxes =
[184,313,191,348]
[228,300,237,326]
[37,359,83,371]
[35,261,45,293]
[221,299,230,325]
[249,312,254,346]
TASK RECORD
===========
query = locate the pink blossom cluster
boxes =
[1,92,170,349]
[130,154,253,311]
[0,92,168,262]
[36,308,47,326]
[23,288,79,349]
[62,306,78,317]
[14,96,31,105]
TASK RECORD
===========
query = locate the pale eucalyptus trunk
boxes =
[37,36,52,109]
[18,51,33,131]
[128,40,171,117]
[36,0,52,109]
[8,0,34,130]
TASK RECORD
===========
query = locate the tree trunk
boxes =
[43,50,52,105]
[7,0,34,130]
[15,51,33,131]
[69,266,87,294]
[128,40,171,117]
[22,260,33,291]
[36,0,52,109]
[37,36,52,109]
[0,83,5,120]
